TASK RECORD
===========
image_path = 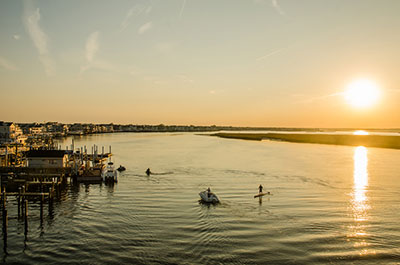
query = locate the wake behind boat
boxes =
[199,189,220,203]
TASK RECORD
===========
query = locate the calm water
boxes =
[1,132,400,264]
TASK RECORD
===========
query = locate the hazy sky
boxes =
[1,0,400,127]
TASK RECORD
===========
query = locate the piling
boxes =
[24,200,28,235]
[17,186,21,217]
[40,193,44,224]
[2,188,7,236]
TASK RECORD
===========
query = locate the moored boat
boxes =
[102,162,118,183]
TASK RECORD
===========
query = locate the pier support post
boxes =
[40,193,44,225]
[17,186,21,217]
[2,188,7,237]
[24,200,28,235]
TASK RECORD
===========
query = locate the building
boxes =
[0,121,25,144]
[26,150,68,168]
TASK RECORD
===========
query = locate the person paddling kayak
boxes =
[259,184,263,193]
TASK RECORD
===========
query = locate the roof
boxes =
[26,150,67,158]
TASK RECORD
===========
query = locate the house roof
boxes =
[26,150,67,158]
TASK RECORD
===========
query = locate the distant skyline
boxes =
[1,0,400,128]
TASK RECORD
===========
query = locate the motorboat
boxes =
[117,165,126,172]
[102,162,118,183]
[199,190,219,203]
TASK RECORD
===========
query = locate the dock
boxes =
[0,141,116,251]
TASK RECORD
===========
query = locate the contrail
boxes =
[256,48,283,61]
[179,0,187,18]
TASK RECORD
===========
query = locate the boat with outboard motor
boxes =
[199,189,220,203]
[102,162,118,183]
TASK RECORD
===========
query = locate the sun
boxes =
[344,79,381,108]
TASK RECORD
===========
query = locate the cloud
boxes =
[86,31,99,62]
[120,6,144,32]
[0,56,18,71]
[177,74,194,84]
[13,35,21,40]
[138,21,152,34]
[24,4,55,75]
[80,31,118,74]
[271,0,286,16]
[120,4,152,32]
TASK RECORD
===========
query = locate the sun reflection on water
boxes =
[348,146,373,255]
[353,146,368,207]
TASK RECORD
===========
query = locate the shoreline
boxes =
[211,132,400,150]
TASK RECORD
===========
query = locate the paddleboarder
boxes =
[146,168,151,176]
[259,184,263,193]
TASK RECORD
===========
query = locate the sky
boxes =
[0,0,400,128]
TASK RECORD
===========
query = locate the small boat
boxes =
[102,162,118,183]
[199,190,220,203]
[117,165,126,172]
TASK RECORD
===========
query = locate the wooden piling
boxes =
[2,188,7,236]
[40,193,44,224]
[17,187,21,217]
[24,200,28,235]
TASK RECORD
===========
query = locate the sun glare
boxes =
[344,79,381,108]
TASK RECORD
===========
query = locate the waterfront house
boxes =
[0,121,25,144]
[26,150,68,168]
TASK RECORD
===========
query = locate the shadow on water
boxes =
[198,200,220,209]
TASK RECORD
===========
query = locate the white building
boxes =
[0,121,25,144]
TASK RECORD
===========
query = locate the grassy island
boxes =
[212,132,400,150]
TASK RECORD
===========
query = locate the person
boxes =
[207,187,211,197]
[146,168,151,176]
[259,184,263,193]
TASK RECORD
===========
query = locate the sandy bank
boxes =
[212,132,400,150]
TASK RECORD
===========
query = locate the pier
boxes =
[0,141,115,252]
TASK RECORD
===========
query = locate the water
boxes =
[2,132,400,264]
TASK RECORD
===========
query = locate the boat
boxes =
[199,190,220,203]
[117,165,126,172]
[102,162,118,183]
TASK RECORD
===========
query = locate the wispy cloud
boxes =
[23,3,55,75]
[179,0,187,18]
[0,56,18,71]
[86,31,99,63]
[138,21,152,34]
[120,8,137,32]
[271,0,286,16]
[177,74,194,84]
[256,48,283,61]
[81,31,118,74]
[13,35,21,40]
[120,4,152,32]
